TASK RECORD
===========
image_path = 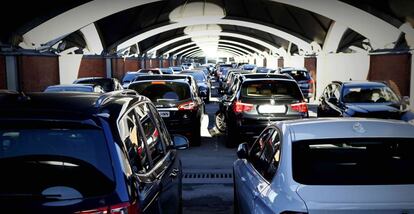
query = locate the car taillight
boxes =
[233,101,254,113]
[290,102,308,113]
[76,202,139,214]
[178,101,198,111]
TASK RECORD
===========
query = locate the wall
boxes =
[278,58,284,68]
[316,53,370,98]
[77,57,106,78]
[284,55,305,68]
[0,55,5,89]
[18,55,60,92]
[368,53,411,97]
[162,59,169,68]
[59,54,83,84]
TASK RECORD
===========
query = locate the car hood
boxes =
[296,185,414,213]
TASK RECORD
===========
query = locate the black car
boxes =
[318,81,410,119]
[279,67,315,101]
[73,77,123,92]
[0,90,188,213]
[129,80,204,146]
[220,77,308,147]
[180,70,211,103]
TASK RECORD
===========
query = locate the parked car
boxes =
[44,84,105,93]
[238,64,256,71]
[279,67,315,102]
[129,80,204,146]
[121,71,147,88]
[317,81,409,119]
[215,73,296,133]
[252,67,275,73]
[0,90,188,213]
[233,118,414,213]
[169,66,183,74]
[73,77,123,92]
[180,70,211,103]
[215,64,233,80]
[221,76,308,147]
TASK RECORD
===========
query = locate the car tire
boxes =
[192,120,201,146]
[225,124,238,148]
[317,106,323,117]
[215,112,226,132]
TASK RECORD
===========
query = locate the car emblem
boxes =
[353,122,366,133]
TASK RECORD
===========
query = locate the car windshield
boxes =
[139,69,161,74]
[0,128,115,197]
[342,86,400,103]
[122,73,139,82]
[130,81,191,102]
[293,138,414,185]
[241,80,303,100]
[160,68,173,74]
[182,72,205,82]
[45,86,92,92]
[280,70,309,81]
[75,79,113,92]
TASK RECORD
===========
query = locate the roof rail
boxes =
[95,89,139,108]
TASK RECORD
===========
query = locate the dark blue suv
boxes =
[0,90,188,213]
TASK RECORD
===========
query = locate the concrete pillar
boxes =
[5,55,19,90]
[105,57,112,78]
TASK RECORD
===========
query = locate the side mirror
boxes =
[172,134,189,150]
[328,97,338,104]
[237,143,249,159]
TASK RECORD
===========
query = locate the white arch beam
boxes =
[23,0,163,48]
[182,47,243,58]
[323,21,348,53]
[147,32,282,56]
[272,0,401,49]
[218,47,245,56]
[117,19,312,52]
[218,44,252,55]
[188,49,239,58]
[180,45,247,58]
[182,48,202,58]
[163,42,196,56]
[173,46,199,57]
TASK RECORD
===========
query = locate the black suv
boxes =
[219,75,308,147]
[73,77,123,92]
[318,81,410,119]
[0,90,188,213]
[129,79,204,146]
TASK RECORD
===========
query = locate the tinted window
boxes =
[182,72,205,82]
[241,80,303,100]
[160,68,173,74]
[140,112,166,164]
[122,73,139,82]
[342,86,400,103]
[139,69,161,74]
[293,138,414,185]
[130,82,191,102]
[249,128,274,177]
[0,129,114,197]
[280,70,309,81]
[45,86,93,92]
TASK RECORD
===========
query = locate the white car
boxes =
[233,118,414,213]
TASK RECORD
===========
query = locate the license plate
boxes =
[159,111,170,118]
[258,105,286,114]
[299,83,309,88]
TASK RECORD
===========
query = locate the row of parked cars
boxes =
[210,64,414,213]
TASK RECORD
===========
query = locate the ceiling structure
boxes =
[1,0,413,59]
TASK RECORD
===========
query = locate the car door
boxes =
[147,102,183,214]
[235,128,275,213]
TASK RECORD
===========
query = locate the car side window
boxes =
[137,103,166,165]
[119,108,150,173]
[148,103,173,148]
[249,128,275,177]
[262,131,281,181]
[332,84,340,99]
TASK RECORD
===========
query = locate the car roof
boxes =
[274,118,414,142]
[280,67,308,72]
[47,84,96,88]
[129,79,191,87]
[74,77,111,81]
[242,73,293,80]
[340,81,387,87]
[0,90,147,122]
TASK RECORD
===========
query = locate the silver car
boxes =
[233,118,414,213]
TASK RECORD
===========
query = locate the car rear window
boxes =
[292,138,414,185]
[0,128,115,198]
[182,72,205,82]
[122,73,138,82]
[241,80,303,100]
[76,79,113,92]
[45,86,92,92]
[342,86,400,103]
[130,81,191,102]
[280,70,310,81]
